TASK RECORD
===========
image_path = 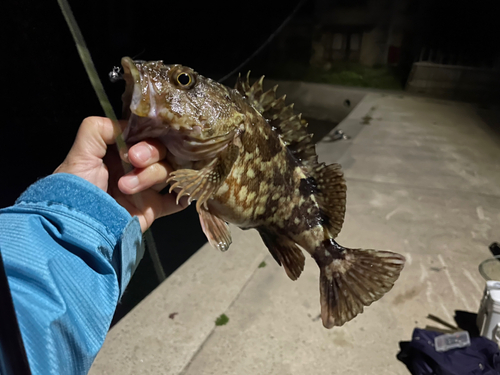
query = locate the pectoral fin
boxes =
[167,139,240,212]
[168,158,221,211]
[182,130,237,160]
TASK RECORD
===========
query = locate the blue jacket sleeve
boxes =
[0,173,144,375]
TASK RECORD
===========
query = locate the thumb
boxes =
[54,117,117,190]
[69,117,116,160]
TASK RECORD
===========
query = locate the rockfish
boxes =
[120,57,405,328]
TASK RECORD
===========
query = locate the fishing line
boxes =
[218,0,309,84]
[56,0,166,282]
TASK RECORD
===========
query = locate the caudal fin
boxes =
[318,247,405,328]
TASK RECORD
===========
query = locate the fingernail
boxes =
[134,145,151,163]
[119,147,130,164]
[123,175,139,189]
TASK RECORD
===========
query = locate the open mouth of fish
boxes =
[121,58,165,141]
[120,57,232,162]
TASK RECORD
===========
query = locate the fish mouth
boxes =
[120,57,217,161]
[121,57,143,122]
[121,57,171,143]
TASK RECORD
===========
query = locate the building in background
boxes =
[309,0,411,68]
[259,0,500,101]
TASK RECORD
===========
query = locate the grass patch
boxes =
[215,314,229,326]
[258,261,267,268]
[268,61,402,90]
[361,115,372,124]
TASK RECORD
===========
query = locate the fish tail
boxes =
[313,240,405,328]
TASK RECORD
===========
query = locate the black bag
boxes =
[398,329,500,375]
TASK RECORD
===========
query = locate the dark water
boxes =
[308,118,339,144]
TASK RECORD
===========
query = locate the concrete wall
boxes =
[406,62,500,102]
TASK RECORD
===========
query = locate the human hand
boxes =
[54,116,187,232]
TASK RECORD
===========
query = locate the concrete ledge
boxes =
[90,227,267,375]
[406,62,500,102]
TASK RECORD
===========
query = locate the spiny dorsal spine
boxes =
[235,73,317,167]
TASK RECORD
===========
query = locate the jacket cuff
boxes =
[14,173,144,296]
[16,173,132,241]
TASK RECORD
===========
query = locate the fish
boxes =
[120,57,405,328]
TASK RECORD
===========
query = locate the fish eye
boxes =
[177,73,192,86]
[170,67,197,89]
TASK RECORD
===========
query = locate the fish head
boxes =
[121,57,246,161]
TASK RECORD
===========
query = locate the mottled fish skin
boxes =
[120,57,406,329]
[210,95,320,235]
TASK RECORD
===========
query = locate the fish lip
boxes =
[121,57,145,143]
[121,57,170,143]
[121,57,143,120]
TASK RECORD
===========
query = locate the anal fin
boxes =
[258,229,305,280]
[199,208,232,252]
[314,243,405,328]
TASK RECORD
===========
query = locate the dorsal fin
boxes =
[235,73,318,166]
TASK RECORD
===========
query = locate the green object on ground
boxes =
[215,314,229,326]
[258,261,267,268]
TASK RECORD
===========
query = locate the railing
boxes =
[406,61,500,102]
